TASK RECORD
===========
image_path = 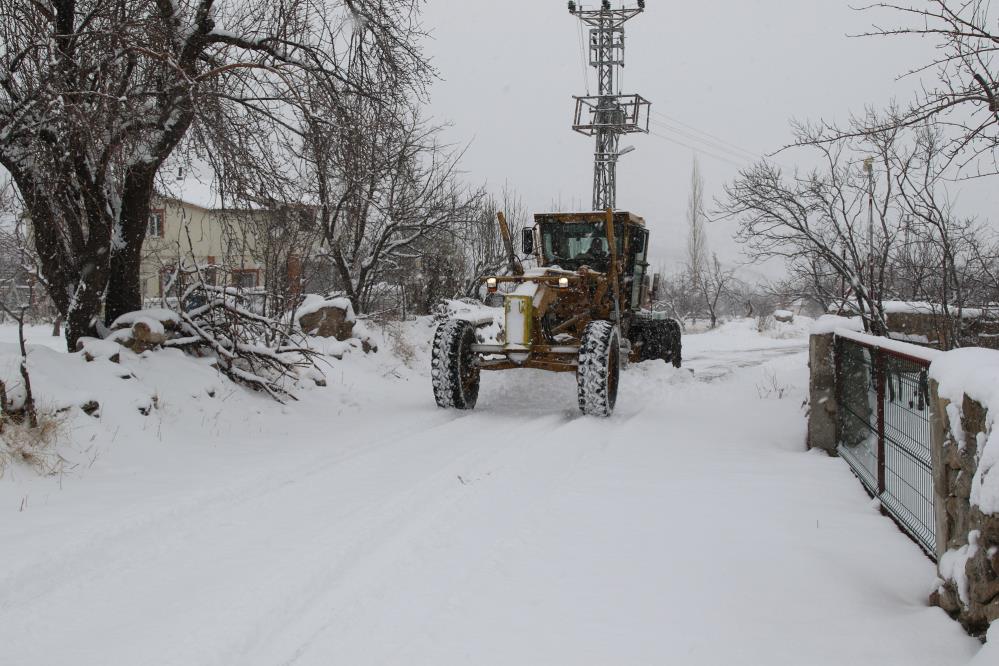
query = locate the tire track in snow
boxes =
[262,414,616,666]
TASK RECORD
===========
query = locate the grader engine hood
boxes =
[504,281,544,353]
[491,269,604,365]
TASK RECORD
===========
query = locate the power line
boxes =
[650,110,759,160]
[576,18,590,95]
[647,130,748,168]
[649,119,758,163]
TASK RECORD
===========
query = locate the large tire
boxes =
[431,319,480,410]
[577,321,621,417]
[632,318,683,368]
[667,319,683,368]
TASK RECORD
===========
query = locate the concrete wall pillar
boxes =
[808,333,838,455]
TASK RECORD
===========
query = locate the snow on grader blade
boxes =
[432,209,682,417]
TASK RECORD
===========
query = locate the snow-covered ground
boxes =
[0,318,985,665]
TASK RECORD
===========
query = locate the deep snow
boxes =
[0,318,985,665]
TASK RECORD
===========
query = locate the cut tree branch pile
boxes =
[108,285,323,402]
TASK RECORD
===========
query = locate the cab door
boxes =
[627,227,650,310]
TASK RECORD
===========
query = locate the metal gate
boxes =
[835,335,937,558]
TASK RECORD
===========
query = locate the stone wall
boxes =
[886,310,999,350]
[930,388,999,636]
[808,329,999,638]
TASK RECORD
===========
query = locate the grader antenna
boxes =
[567,1,651,211]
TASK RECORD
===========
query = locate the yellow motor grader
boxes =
[431,209,681,417]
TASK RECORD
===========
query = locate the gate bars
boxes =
[835,334,937,558]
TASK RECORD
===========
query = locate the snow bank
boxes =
[811,314,863,335]
[0,342,226,428]
[969,623,999,664]
[930,348,999,515]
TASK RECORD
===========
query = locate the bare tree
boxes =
[723,116,919,334]
[300,85,481,314]
[696,253,736,329]
[651,269,699,328]
[460,186,528,299]
[860,1,999,174]
[686,157,709,287]
[0,0,429,349]
[725,115,998,340]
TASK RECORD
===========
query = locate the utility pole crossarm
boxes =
[568,1,651,212]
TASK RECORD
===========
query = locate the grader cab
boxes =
[431,210,682,417]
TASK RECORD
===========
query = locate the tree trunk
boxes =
[9,170,109,350]
[105,171,155,326]
[105,246,144,326]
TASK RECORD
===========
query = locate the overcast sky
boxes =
[422,0,999,276]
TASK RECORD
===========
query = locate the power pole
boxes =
[568,1,651,211]
[864,157,876,333]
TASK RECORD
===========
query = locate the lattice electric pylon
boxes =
[568,1,650,211]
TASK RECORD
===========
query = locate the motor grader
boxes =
[431,209,682,417]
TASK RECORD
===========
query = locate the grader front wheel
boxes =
[431,319,480,410]
[577,320,620,417]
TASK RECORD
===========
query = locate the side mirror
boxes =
[522,228,535,255]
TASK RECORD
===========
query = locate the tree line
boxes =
[691,0,999,342]
[0,0,526,350]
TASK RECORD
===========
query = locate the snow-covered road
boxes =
[0,321,983,664]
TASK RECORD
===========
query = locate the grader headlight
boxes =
[486,277,498,293]
[558,277,570,289]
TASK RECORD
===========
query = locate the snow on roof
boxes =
[883,300,991,319]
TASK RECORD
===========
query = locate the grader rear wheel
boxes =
[631,318,683,368]
[431,319,480,410]
[577,320,620,417]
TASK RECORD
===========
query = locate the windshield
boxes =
[539,222,617,272]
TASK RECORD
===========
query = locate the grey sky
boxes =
[423,0,998,275]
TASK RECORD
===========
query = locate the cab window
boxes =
[539,221,622,272]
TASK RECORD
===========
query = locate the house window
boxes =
[231,269,259,289]
[148,209,165,238]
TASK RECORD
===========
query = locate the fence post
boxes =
[876,350,887,495]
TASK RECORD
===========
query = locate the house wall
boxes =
[140,199,263,301]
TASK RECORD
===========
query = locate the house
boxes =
[141,196,268,302]
[142,169,323,307]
